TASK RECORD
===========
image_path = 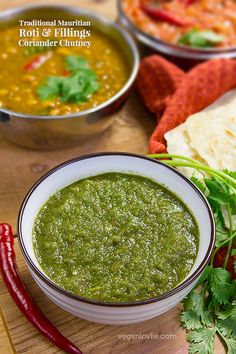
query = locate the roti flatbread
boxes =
[165,88,236,177]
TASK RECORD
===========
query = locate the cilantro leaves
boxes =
[181,290,212,329]
[148,155,236,354]
[37,55,99,104]
[178,29,225,48]
[222,337,236,354]
[37,76,62,101]
[181,267,236,354]
[59,71,99,103]
[188,327,217,354]
[210,268,236,305]
[191,176,206,194]
[190,173,236,249]
[184,173,236,354]
[217,301,236,338]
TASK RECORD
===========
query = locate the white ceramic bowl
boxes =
[18,153,215,325]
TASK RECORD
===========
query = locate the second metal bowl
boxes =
[117,0,236,68]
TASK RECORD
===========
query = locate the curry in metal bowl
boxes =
[121,0,236,49]
[33,172,199,303]
[0,26,129,116]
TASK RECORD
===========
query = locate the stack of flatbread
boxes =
[165,89,236,178]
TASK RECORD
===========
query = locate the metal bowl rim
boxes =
[0,3,139,120]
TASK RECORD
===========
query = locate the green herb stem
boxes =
[223,204,234,269]
[210,231,236,267]
[148,154,236,189]
[148,153,197,164]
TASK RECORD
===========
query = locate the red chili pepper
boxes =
[23,52,52,72]
[179,0,197,5]
[0,223,83,354]
[141,4,193,27]
[213,246,236,280]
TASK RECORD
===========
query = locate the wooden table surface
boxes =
[0,1,225,353]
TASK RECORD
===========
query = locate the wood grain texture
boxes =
[0,309,15,354]
[0,0,225,353]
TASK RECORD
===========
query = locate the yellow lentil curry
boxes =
[0,26,129,116]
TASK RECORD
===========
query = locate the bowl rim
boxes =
[117,0,236,60]
[18,152,215,307]
[0,4,139,120]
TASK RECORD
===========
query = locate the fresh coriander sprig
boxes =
[37,55,99,104]
[147,153,236,354]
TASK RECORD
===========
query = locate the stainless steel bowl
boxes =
[0,5,139,150]
[117,0,236,66]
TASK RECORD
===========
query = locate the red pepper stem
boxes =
[0,223,83,354]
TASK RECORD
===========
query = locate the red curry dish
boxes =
[122,0,236,48]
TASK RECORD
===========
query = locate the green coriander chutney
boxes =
[33,172,199,302]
